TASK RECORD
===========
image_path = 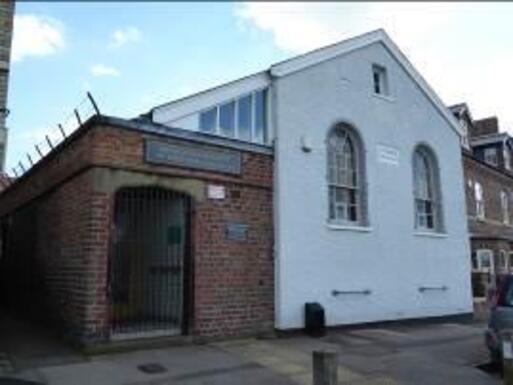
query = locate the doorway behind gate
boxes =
[108,186,191,339]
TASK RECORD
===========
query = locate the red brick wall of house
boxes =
[463,153,513,301]
[463,153,513,240]
[0,118,274,343]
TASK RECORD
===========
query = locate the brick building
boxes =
[0,30,474,346]
[0,1,14,170]
[149,30,472,331]
[0,115,274,345]
[450,103,513,298]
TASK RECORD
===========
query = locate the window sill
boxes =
[372,92,395,103]
[414,231,448,238]
[327,223,373,232]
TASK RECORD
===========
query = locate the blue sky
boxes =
[8,2,513,173]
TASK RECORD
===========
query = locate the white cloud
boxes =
[109,27,142,48]
[235,2,458,54]
[12,14,65,62]
[90,64,120,77]
[235,2,513,131]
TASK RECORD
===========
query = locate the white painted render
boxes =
[270,29,462,137]
[272,40,472,329]
[146,29,473,330]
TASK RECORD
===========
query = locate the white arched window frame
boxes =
[327,124,366,225]
[413,146,443,232]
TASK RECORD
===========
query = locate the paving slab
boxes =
[0,316,503,385]
[28,344,296,385]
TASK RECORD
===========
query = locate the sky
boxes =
[7,2,513,173]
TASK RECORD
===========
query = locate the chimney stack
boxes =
[473,117,499,137]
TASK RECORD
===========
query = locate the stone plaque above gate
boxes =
[145,139,242,175]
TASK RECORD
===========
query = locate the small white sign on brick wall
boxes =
[207,184,226,200]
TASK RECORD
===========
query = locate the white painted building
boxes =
[149,29,473,330]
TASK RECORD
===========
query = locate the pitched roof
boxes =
[470,132,509,146]
[270,29,462,137]
[152,29,463,137]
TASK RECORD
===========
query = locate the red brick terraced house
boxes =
[450,103,513,305]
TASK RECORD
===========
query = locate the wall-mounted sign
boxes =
[207,184,226,200]
[145,139,242,175]
[377,144,399,166]
[226,222,248,241]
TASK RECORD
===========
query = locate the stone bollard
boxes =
[313,350,338,385]
[503,330,513,385]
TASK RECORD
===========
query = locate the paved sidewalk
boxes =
[5,344,296,385]
[214,338,395,385]
[0,320,502,385]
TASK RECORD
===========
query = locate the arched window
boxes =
[327,124,366,225]
[413,145,442,231]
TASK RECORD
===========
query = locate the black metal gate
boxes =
[108,186,190,336]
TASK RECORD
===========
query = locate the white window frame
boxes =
[501,190,510,225]
[475,182,485,220]
[372,64,389,96]
[505,144,512,170]
[498,249,508,271]
[198,106,218,134]
[475,249,494,273]
[484,147,498,167]
[460,119,470,150]
[198,88,268,144]
[412,146,443,232]
[327,125,365,226]
[219,100,236,139]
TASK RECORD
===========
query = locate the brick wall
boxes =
[463,153,513,238]
[0,117,274,343]
[193,184,274,336]
[472,117,499,137]
[463,152,513,301]
[0,0,14,169]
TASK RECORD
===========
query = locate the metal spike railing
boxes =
[6,92,101,180]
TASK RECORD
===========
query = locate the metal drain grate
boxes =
[137,363,168,374]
